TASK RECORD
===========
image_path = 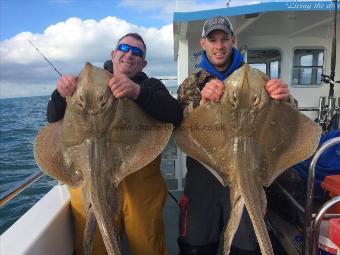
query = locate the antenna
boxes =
[28,41,62,77]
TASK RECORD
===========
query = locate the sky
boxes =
[0,0,330,98]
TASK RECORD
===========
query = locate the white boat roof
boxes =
[173,1,336,22]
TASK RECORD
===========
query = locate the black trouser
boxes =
[178,157,258,255]
[178,239,219,255]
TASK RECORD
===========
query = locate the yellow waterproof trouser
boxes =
[68,155,168,255]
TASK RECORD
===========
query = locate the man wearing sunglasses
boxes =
[47,33,183,255]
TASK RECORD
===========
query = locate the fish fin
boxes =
[109,98,172,186]
[174,103,230,186]
[259,101,321,186]
[34,120,82,186]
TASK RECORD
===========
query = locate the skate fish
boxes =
[34,63,172,255]
[174,64,321,255]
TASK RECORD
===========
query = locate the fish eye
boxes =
[231,90,238,108]
[98,95,107,108]
[77,95,85,109]
[253,93,259,106]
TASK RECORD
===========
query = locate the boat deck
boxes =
[121,189,289,255]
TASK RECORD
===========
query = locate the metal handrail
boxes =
[0,171,45,207]
[274,181,305,214]
[312,196,340,255]
[273,182,340,219]
[299,107,319,112]
[303,137,340,255]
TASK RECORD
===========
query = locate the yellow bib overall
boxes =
[68,155,168,255]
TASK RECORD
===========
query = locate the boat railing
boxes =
[312,196,340,255]
[272,137,340,254]
[0,171,45,207]
[158,76,178,95]
[303,136,340,255]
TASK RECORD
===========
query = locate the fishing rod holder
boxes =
[299,96,340,132]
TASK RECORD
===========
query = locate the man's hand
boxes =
[108,74,140,99]
[200,79,225,105]
[265,79,290,101]
[57,74,77,97]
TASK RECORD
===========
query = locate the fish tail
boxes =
[83,206,97,255]
[243,187,274,255]
[223,187,244,255]
[89,139,122,255]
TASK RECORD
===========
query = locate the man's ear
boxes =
[142,59,147,69]
[111,50,115,59]
[231,35,236,45]
[200,38,206,51]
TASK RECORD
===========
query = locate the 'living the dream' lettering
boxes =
[286,2,339,10]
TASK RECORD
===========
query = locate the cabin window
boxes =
[247,49,281,79]
[270,60,279,79]
[249,63,266,74]
[292,49,324,86]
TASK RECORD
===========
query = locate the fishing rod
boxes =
[317,0,340,133]
[329,0,338,97]
[28,40,62,77]
[321,0,338,97]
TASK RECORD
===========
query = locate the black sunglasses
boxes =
[116,43,144,58]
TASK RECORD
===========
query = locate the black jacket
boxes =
[47,67,183,126]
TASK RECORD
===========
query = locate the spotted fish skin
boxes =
[174,64,321,255]
[34,63,172,255]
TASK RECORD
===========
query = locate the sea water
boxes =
[0,96,57,235]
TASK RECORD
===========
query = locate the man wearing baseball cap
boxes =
[177,16,294,255]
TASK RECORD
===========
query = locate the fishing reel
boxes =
[317,74,340,133]
[317,96,339,133]
[321,74,340,86]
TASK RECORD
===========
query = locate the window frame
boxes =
[291,47,326,88]
[246,48,282,79]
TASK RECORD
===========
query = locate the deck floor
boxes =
[121,189,290,255]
